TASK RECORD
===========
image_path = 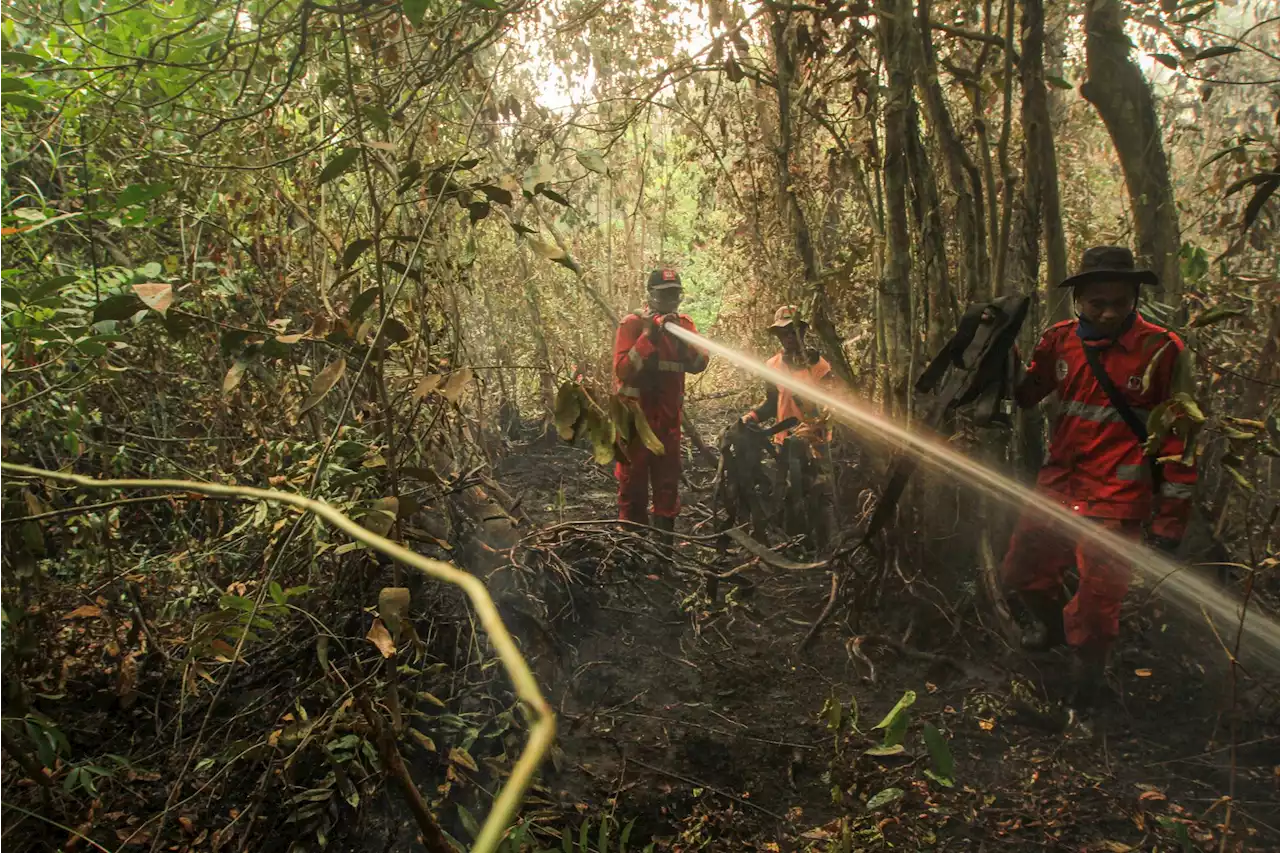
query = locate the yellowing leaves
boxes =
[297,357,347,418]
[448,746,478,772]
[554,382,583,441]
[441,367,472,403]
[413,374,442,401]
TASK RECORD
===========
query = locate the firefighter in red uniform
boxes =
[1004,246,1197,707]
[613,269,710,542]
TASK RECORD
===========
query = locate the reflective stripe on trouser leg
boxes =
[1000,514,1076,595]
[616,436,651,525]
[650,427,683,519]
[1063,518,1141,649]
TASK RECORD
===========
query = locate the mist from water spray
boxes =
[665,323,1280,671]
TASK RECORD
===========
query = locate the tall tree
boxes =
[916,0,987,306]
[1081,0,1185,304]
[768,8,857,387]
[877,0,916,402]
[1017,0,1067,305]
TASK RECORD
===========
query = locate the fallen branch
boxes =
[0,462,554,853]
[723,527,828,570]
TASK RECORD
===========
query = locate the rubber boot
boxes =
[1018,591,1066,651]
[653,516,676,552]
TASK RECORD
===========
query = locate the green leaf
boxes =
[866,786,905,811]
[599,815,611,853]
[397,159,423,192]
[1192,45,1242,62]
[924,769,955,788]
[468,0,504,9]
[270,581,287,606]
[1,76,31,93]
[457,805,481,840]
[1,92,42,111]
[468,201,491,224]
[342,239,374,268]
[820,695,842,733]
[1045,75,1073,90]
[362,104,391,132]
[872,690,917,730]
[922,723,955,783]
[384,260,422,282]
[116,182,170,208]
[318,148,360,185]
[1223,463,1254,491]
[402,0,429,26]
[475,184,513,205]
[349,288,378,323]
[540,187,571,207]
[1151,53,1180,70]
[579,820,591,853]
[619,818,636,853]
[862,743,906,756]
[2,51,42,69]
[93,294,145,323]
[1241,173,1279,234]
[576,149,608,174]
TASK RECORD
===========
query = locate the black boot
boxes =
[1018,591,1066,651]
[653,516,676,551]
[1068,643,1108,710]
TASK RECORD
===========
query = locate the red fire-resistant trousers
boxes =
[1002,514,1143,649]
[616,426,682,525]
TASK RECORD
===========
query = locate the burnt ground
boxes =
[487,409,1280,852]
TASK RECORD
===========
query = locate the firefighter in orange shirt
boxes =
[741,306,839,549]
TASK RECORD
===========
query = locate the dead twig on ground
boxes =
[627,757,787,822]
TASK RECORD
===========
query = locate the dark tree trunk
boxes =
[1016,0,1063,473]
[916,0,986,307]
[1081,0,1183,304]
[877,0,915,401]
[769,9,857,387]
[906,103,952,354]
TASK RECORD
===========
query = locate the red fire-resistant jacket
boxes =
[613,310,709,431]
[1017,314,1196,541]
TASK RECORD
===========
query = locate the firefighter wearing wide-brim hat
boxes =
[612,269,710,543]
[741,305,839,549]
[1004,246,1197,709]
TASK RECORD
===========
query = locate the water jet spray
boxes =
[666,323,1280,672]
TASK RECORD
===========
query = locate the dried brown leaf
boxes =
[366,618,396,658]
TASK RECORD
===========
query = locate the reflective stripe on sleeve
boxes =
[1060,399,1149,425]
[1116,463,1149,482]
[1160,481,1194,500]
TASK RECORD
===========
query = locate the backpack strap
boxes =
[1080,343,1163,487]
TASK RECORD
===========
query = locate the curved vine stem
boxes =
[0,462,555,853]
